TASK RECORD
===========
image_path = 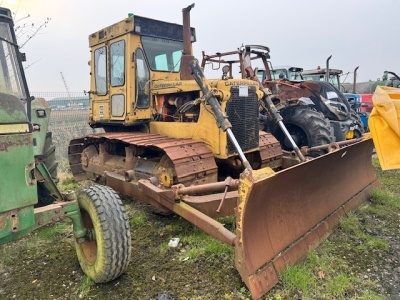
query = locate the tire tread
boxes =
[77,185,131,283]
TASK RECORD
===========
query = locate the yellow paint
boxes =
[151,80,200,94]
[345,130,354,139]
[150,100,230,157]
[236,167,276,239]
[89,17,135,47]
[91,101,110,122]
[88,12,264,159]
[369,86,400,170]
[0,123,30,134]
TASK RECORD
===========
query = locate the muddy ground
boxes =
[1,164,400,300]
[0,200,246,300]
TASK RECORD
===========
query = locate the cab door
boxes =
[131,47,151,120]
[108,39,127,121]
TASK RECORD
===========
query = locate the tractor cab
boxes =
[0,7,30,107]
[270,66,304,81]
[302,67,343,90]
[0,7,38,243]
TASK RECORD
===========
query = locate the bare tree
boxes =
[14,15,51,49]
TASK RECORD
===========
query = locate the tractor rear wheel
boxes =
[75,185,131,283]
[271,106,335,156]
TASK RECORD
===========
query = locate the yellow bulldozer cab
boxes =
[369,86,400,170]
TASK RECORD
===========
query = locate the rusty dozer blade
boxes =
[235,137,377,299]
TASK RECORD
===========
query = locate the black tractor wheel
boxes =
[329,121,346,142]
[271,106,335,156]
[350,110,365,138]
[75,185,131,283]
[36,131,59,207]
[43,131,59,180]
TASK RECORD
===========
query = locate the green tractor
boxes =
[0,7,131,283]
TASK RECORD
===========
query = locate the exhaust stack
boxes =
[180,3,196,80]
[353,66,359,94]
[325,55,332,82]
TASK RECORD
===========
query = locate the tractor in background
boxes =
[303,56,372,132]
[302,55,346,91]
[342,70,400,94]
[269,66,304,81]
[202,46,364,152]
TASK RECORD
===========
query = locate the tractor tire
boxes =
[36,131,59,207]
[329,121,346,142]
[43,131,59,180]
[272,106,335,157]
[350,110,365,138]
[75,185,131,283]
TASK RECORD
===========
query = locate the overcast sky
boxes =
[2,0,400,92]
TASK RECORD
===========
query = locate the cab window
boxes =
[141,36,183,72]
[94,46,107,95]
[110,40,125,87]
[135,48,150,109]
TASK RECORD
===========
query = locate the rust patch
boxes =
[235,138,377,298]
[0,219,7,230]
[11,212,18,232]
[68,132,219,186]
[0,135,32,152]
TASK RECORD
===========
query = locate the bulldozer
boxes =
[67,4,382,299]
[0,6,131,284]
